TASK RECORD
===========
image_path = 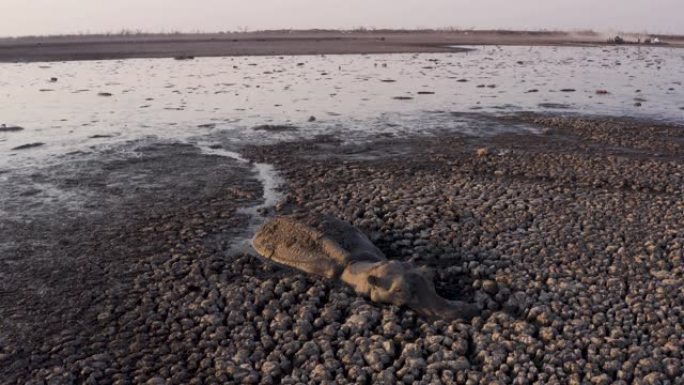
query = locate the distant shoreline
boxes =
[1,30,682,63]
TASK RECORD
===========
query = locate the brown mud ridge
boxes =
[2,30,683,63]
[1,115,684,384]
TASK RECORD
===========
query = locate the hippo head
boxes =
[251,221,276,258]
[366,261,435,307]
[366,261,478,320]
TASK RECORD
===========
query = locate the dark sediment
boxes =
[11,142,44,150]
[252,124,298,132]
[537,103,571,110]
[0,125,24,132]
[1,115,684,384]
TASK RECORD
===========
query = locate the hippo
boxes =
[252,214,479,320]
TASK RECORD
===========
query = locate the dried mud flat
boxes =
[2,115,684,385]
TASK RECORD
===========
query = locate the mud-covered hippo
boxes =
[252,214,479,320]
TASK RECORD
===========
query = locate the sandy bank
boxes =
[1,30,682,63]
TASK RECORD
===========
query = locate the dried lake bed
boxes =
[1,46,684,384]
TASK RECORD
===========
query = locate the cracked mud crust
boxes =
[2,115,684,384]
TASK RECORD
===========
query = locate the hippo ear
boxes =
[417,266,435,282]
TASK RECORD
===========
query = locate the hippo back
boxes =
[301,215,386,264]
[252,214,385,279]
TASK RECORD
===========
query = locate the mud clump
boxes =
[11,142,44,150]
[538,102,571,109]
[0,124,24,132]
[252,124,299,132]
[475,147,489,157]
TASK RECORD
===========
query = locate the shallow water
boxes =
[1,45,682,169]
[0,46,683,227]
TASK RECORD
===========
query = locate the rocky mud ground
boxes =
[1,115,684,385]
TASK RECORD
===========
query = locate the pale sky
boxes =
[1,0,682,37]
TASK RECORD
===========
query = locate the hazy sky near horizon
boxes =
[1,0,682,37]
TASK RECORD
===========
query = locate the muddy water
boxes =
[0,46,683,234]
[198,143,284,252]
[1,46,682,165]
